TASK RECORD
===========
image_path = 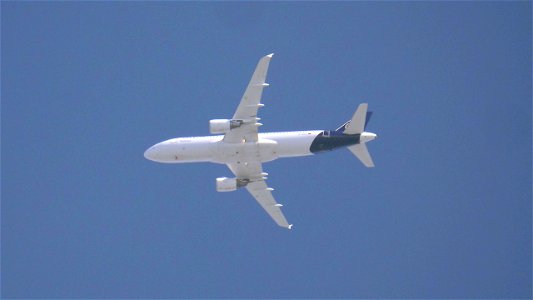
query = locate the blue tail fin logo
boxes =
[335,121,350,133]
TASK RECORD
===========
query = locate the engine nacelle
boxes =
[209,119,243,134]
[216,177,248,192]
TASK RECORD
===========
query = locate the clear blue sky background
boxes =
[2,2,531,298]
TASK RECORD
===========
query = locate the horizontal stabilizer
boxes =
[348,144,375,168]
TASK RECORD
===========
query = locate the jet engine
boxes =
[209,119,244,134]
[216,177,249,192]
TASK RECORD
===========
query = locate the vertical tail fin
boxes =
[342,103,377,167]
[336,111,373,133]
[337,103,372,134]
[343,103,368,134]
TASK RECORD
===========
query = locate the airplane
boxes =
[144,53,377,229]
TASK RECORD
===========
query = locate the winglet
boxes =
[267,53,274,58]
[288,224,293,230]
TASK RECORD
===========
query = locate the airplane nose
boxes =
[144,146,158,161]
[144,141,177,163]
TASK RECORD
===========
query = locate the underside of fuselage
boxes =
[144,129,363,164]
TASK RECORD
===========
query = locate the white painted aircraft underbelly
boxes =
[211,138,279,164]
[147,130,321,164]
[150,137,216,163]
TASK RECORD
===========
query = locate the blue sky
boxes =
[2,2,531,298]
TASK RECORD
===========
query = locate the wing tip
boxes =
[266,53,274,58]
[288,224,293,230]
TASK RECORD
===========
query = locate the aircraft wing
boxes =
[227,162,293,229]
[223,53,274,143]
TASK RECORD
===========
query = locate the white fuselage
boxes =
[144,130,323,164]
